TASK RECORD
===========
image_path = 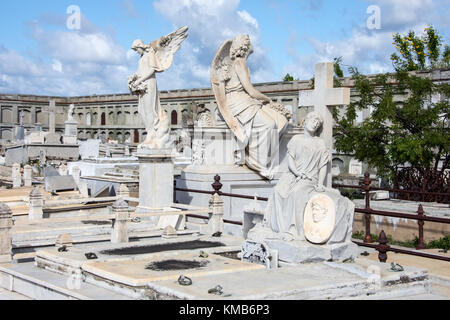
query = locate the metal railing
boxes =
[175,173,450,263]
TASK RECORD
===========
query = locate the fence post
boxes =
[416,204,426,250]
[208,175,224,235]
[363,172,373,243]
[29,187,44,220]
[376,230,390,263]
[111,199,129,244]
[0,203,13,263]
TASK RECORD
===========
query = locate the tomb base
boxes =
[176,165,283,237]
[262,239,358,264]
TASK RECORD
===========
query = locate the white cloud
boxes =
[152,0,275,89]
[0,17,135,96]
[284,0,446,80]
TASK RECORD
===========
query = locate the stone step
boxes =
[0,262,131,300]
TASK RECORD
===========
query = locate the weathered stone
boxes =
[208,193,224,236]
[162,225,177,239]
[45,175,77,193]
[111,200,129,244]
[23,165,32,187]
[299,63,351,187]
[0,203,13,263]
[12,163,21,188]
[55,233,73,248]
[29,187,43,220]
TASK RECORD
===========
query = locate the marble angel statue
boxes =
[128,26,188,149]
[210,34,291,179]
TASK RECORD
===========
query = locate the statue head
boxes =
[312,201,328,223]
[131,39,147,54]
[305,111,323,135]
[230,34,254,60]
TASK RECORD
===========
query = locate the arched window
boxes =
[171,110,178,125]
[101,113,106,125]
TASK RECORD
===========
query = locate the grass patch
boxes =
[352,231,449,250]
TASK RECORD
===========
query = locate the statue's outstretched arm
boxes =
[235,59,271,103]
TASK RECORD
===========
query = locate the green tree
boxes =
[334,27,450,192]
[391,25,450,71]
[283,73,294,82]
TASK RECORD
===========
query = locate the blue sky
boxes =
[0,0,448,96]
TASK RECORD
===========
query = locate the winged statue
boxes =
[210,34,291,179]
[128,26,188,149]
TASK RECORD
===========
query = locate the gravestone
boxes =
[299,63,350,187]
[44,166,60,178]
[63,104,78,145]
[45,132,62,144]
[45,175,77,193]
[349,158,363,175]
[23,165,32,187]
[12,163,21,188]
[58,164,68,176]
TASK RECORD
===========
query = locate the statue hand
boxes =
[315,185,325,192]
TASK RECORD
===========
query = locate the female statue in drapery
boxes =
[248,112,355,245]
[211,35,291,179]
[128,26,188,149]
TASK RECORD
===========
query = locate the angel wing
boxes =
[153,26,189,72]
[210,40,246,144]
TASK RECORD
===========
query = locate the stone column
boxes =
[111,200,129,244]
[208,193,224,235]
[12,163,21,188]
[29,188,44,220]
[0,203,13,263]
[136,148,174,210]
[72,166,81,185]
[23,165,32,187]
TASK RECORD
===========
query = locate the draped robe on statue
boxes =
[262,134,355,243]
[225,67,286,175]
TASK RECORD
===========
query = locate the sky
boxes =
[0,0,448,96]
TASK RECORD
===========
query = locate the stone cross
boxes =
[299,62,350,187]
[42,100,64,134]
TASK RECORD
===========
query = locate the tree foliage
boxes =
[391,25,449,71]
[334,26,450,189]
[283,73,294,82]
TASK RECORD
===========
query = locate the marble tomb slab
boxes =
[82,252,264,287]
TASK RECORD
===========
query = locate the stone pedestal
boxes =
[23,165,32,187]
[262,239,358,264]
[111,200,130,244]
[0,203,13,263]
[137,148,174,210]
[72,166,81,185]
[12,163,21,188]
[208,193,224,235]
[63,120,78,145]
[29,188,44,220]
